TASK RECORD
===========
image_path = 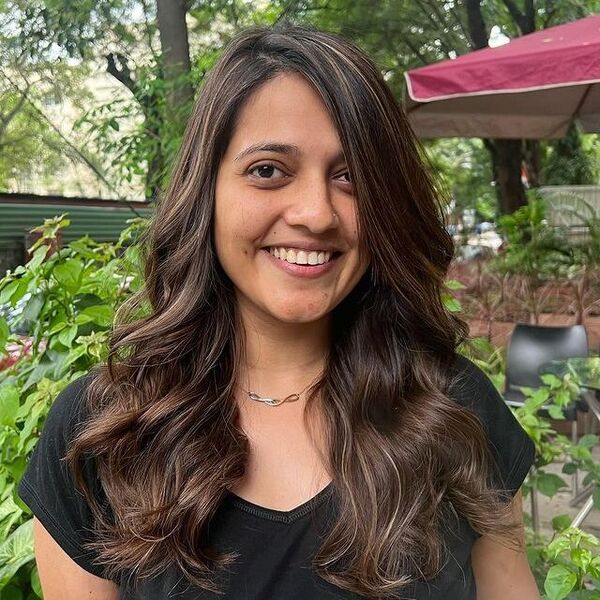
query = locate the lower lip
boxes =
[261,249,340,278]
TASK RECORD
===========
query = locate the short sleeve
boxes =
[17,373,111,579]
[447,354,536,500]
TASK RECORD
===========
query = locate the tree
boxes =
[0,2,97,191]
[543,124,597,186]
[301,0,600,214]
[12,0,196,199]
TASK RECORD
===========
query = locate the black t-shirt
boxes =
[18,355,535,599]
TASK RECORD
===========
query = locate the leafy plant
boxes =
[0,213,147,596]
[493,194,572,324]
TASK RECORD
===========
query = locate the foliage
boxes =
[550,199,600,324]
[0,214,146,596]
[490,195,572,322]
[543,125,597,186]
[473,343,600,598]
[424,137,496,218]
[0,1,96,192]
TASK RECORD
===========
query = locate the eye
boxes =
[247,163,287,181]
[337,171,352,184]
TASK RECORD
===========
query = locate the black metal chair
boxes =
[504,323,589,530]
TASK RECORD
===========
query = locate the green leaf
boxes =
[1,584,23,600]
[551,514,572,532]
[554,388,570,406]
[547,404,565,420]
[76,304,112,327]
[531,387,551,403]
[445,279,465,290]
[30,564,42,597]
[0,281,19,306]
[541,373,561,388]
[20,294,44,323]
[536,472,567,497]
[571,548,592,571]
[0,318,9,350]
[544,564,577,600]
[57,324,78,348]
[579,435,599,448]
[0,496,22,541]
[0,384,19,428]
[526,545,541,568]
[25,246,49,271]
[0,520,34,588]
[442,293,461,312]
[562,462,578,475]
[53,259,83,293]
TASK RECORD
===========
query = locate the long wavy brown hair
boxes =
[67,22,519,598]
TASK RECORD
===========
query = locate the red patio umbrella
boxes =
[404,14,600,139]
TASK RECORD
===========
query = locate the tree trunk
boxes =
[524,139,542,187]
[492,139,527,214]
[156,0,193,120]
[465,1,530,215]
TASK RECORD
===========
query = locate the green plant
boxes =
[463,336,600,598]
[0,214,146,596]
[493,194,572,324]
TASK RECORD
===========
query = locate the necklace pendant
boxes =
[247,392,300,407]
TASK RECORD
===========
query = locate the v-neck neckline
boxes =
[225,481,335,524]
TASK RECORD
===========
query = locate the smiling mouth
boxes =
[265,247,342,266]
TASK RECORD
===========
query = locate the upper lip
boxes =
[263,241,342,253]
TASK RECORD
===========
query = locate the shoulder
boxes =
[446,353,504,416]
[445,352,536,496]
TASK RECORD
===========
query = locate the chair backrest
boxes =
[506,324,588,389]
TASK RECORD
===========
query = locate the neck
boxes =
[235,301,330,397]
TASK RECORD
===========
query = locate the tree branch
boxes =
[465,0,489,49]
[0,66,123,198]
[413,0,460,57]
[105,52,136,93]
[0,85,29,139]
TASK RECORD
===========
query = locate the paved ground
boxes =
[534,444,600,537]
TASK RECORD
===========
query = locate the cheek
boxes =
[214,192,269,266]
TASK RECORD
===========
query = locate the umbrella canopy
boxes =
[404,14,600,139]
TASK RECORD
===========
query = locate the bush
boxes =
[0,214,145,597]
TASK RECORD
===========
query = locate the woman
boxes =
[18,22,539,599]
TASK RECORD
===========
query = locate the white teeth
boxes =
[296,250,308,264]
[267,247,335,265]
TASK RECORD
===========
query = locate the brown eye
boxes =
[248,163,285,179]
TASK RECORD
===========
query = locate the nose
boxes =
[283,174,338,234]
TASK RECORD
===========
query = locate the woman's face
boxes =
[214,72,369,325]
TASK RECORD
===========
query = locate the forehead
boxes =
[224,72,344,159]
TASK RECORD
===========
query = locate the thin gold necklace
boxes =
[241,372,322,407]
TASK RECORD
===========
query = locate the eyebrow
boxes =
[233,141,345,164]
[234,142,300,162]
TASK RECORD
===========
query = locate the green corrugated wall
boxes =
[0,202,155,246]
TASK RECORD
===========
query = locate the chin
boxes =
[270,304,330,324]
